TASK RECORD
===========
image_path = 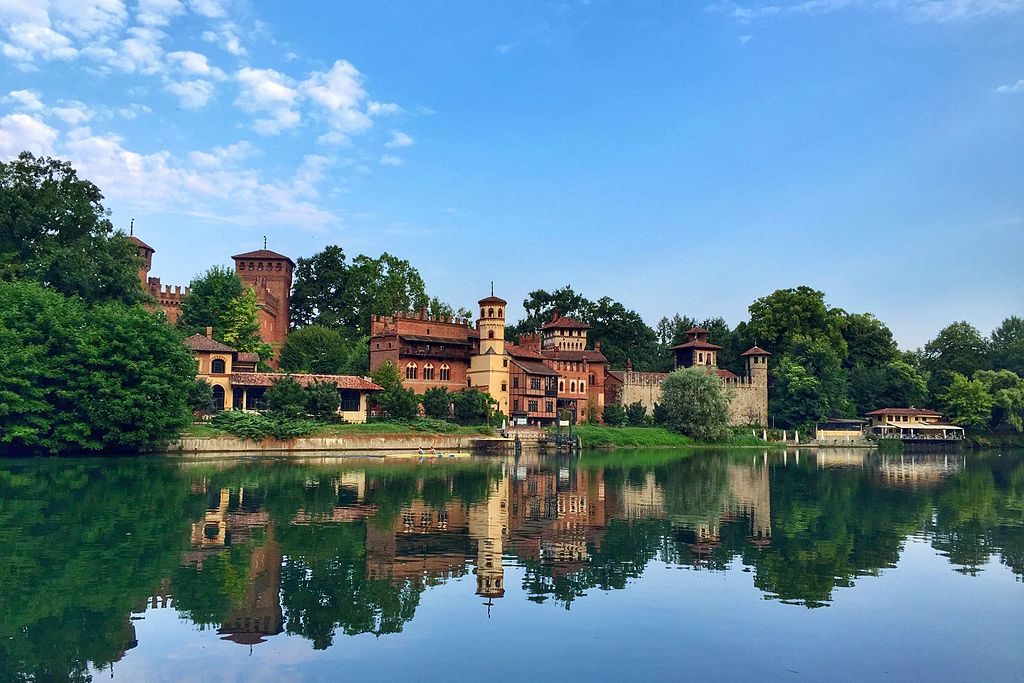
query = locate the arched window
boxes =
[559,380,564,392]
[406,363,417,380]
[480,308,485,318]
[439,364,450,381]
[423,363,434,380]
[488,307,494,318]
[580,381,586,393]
[498,308,503,317]
[570,381,576,393]
[211,358,226,374]
[212,385,225,411]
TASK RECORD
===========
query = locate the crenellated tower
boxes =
[231,248,295,357]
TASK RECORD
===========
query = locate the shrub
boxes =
[422,387,452,420]
[602,404,627,427]
[660,367,731,442]
[625,401,649,426]
[305,381,340,421]
[265,375,308,418]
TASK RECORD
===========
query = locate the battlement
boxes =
[370,311,474,337]
[146,277,190,302]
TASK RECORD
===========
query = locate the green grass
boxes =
[569,425,784,449]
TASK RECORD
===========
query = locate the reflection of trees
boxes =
[0,460,201,681]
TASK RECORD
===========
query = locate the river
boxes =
[1,448,1021,681]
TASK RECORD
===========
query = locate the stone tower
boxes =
[742,346,771,385]
[231,248,295,355]
[129,234,154,286]
[468,292,509,418]
[738,346,771,426]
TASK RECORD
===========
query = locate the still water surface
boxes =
[1,448,1022,682]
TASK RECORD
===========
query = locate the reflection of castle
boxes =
[217,538,284,646]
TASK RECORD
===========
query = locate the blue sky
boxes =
[1,0,1021,349]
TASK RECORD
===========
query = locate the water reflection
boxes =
[0,449,1021,680]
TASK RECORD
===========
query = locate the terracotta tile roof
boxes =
[231,249,295,265]
[478,295,507,305]
[230,373,383,391]
[507,344,546,360]
[128,235,154,251]
[717,368,739,381]
[741,346,772,356]
[183,334,237,353]
[864,407,942,417]
[607,371,625,383]
[686,326,709,335]
[399,334,472,346]
[236,352,260,364]
[671,340,722,351]
[511,358,559,377]
[550,349,607,363]
[540,316,590,331]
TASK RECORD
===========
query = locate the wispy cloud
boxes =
[710,0,1024,23]
[996,78,1024,93]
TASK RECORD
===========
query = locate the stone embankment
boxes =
[170,434,514,454]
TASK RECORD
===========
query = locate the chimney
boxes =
[626,358,633,372]
[595,341,602,351]
[551,307,560,322]
[205,326,213,339]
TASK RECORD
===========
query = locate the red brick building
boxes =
[369,311,480,393]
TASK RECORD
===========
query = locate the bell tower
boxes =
[468,289,509,418]
[231,245,295,357]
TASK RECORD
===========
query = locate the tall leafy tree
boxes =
[923,321,989,399]
[290,245,350,329]
[941,373,995,430]
[747,286,846,356]
[178,265,244,338]
[989,316,1024,376]
[0,152,143,304]
[586,296,660,370]
[0,280,196,455]
[841,312,899,369]
[280,325,355,375]
[222,287,273,357]
[659,367,731,441]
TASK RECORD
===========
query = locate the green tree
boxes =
[290,245,351,329]
[305,381,341,420]
[989,316,1024,376]
[587,296,661,371]
[625,401,649,426]
[509,285,591,337]
[849,359,928,415]
[378,387,420,420]
[602,403,627,426]
[266,376,309,418]
[747,286,846,357]
[941,373,995,430]
[923,321,989,399]
[222,287,272,357]
[178,265,244,338]
[975,370,1024,432]
[841,312,899,369]
[452,389,491,425]
[346,253,428,330]
[188,379,215,414]
[660,368,731,441]
[280,325,352,375]
[771,357,825,428]
[0,152,144,305]
[0,280,196,454]
[370,360,403,392]
[422,387,451,419]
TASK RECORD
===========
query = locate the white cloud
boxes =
[109,26,167,74]
[2,23,78,62]
[51,101,92,125]
[235,66,300,134]
[0,113,58,157]
[187,140,253,167]
[301,60,372,143]
[189,0,229,18]
[136,0,185,27]
[51,0,128,40]
[379,154,404,166]
[996,78,1024,93]
[715,0,1024,22]
[385,129,414,148]
[201,22,246,56]
[739,33,754,42]
[167,50,225,78]
[165,79,215,108]
[5,89,44,111]
[368,101,400,115]
[118,102,152,119]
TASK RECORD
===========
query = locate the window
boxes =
[503,358,508,367]
[212,385,225,411]
[488,307,494,318]
[501,382,507,392]
[440,364,450,381]
[698,353,703,363]
[514,399,520,411]
[530,378,541,390]
[211,358,226,374]
[559,380,564,392]
[528,400,539,412]
[406,363,417,380]
[513,376,520,388]
[545,401,554,413]
[423,363,434,380]
[340,390,360,412]
[488,330,495,339]
[570,381,576,393]
[498,308,503,317]
[580,381,585,393]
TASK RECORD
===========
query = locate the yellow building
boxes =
[467,294,511,417]
[185,331,382,422]
[864,408,965,441]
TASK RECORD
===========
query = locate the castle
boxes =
[606,327,770,426]
[129,234,294,352]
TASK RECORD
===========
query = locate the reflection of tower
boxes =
[727,464,771,545]
[468,476,509,602]
[218,528,284,646]
[468,292,510,417]
[191,488,231,549]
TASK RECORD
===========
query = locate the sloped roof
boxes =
[230,373,383,391]
[671,340,722,351]
[231,249,295,265]
[607,371,625,383]
[507,344,547,360]
[183,334,237,353]
[741,346,772,356]
[541,316,590,331]
[478,295,507,305]
[128,235,154,251]
[236,352,260,364]
[550,349,607,363]
[511,358,559,377]
[686,326,709,335]
[717,368,739,381]
[865,407,942,417]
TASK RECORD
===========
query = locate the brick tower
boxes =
[231,248,295,354]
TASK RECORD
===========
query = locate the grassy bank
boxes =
[569,426,779,449]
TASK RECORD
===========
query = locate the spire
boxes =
[129,218,134,236]
[263,235,267,249]
[491,281,494,297]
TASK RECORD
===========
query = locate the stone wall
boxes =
[617,372,668,413]
[613,370,769,427]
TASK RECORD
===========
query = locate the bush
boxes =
[209,411,319,440]
[625,401,649,426]
[378,387,420,420]
[602,404,627,427]
[653,402,669,425]
[305,381,340,421]
[452,389,491,425]
[660,367,731,442]
[188,379,215,415]
[265,375,308,418]
[422,387,451,420]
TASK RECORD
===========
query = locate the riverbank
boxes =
[564,426,792,450]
